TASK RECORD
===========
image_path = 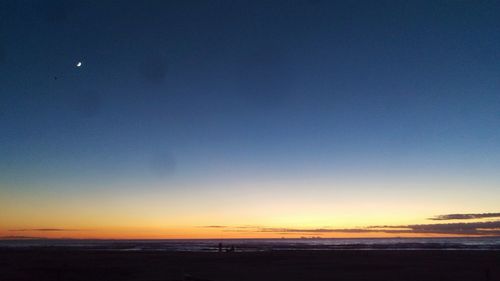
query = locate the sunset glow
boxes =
[1,0,500,241]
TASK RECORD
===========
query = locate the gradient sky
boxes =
[1,0,500,239]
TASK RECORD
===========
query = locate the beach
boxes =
[1,249,499,281]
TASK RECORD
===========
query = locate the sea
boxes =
[1,237,500,251]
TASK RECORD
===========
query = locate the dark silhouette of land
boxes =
[1,248,499,281]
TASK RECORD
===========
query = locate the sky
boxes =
[1,0,500,239]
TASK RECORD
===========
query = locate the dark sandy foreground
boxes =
[0,249,499,281]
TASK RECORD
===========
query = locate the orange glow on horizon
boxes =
[0,226,492,240]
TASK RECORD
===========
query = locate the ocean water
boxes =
[1,237,500,251]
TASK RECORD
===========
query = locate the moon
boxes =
[76,62,82,67]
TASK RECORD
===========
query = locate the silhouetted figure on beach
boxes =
[218,242,222,253]
[485,268,491,281]
[225,245,235,252]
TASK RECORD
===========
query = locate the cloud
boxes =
[368,221,500,235]
[212,220,500,236]
[0,236,47,239]
[199,225,258,229]
[428,212,500,221]
[9,228,78,232]
[199,225,227,229]
[258,228,374,234]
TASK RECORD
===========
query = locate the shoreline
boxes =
[1,236,499,251]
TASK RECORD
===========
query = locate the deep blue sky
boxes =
[1,0,500,214]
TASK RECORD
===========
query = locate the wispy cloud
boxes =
[200,225,260,230]
[203,212,500,236]
[199,225,228,229]
[369,221,500,235]
[258,228,374,234]
[0,236,47,239]
[428,212,500,221]
[254,221,500,236]
[9,228,78,232]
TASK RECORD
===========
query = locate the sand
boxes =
[0,249,499,281]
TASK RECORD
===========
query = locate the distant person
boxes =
[218,242,222,253]
[485,268,491,281]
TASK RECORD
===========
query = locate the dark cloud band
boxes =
[428,213,500,221]
[256,221,500,236]
[201,212,500,236]
[9,228,77,232]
